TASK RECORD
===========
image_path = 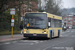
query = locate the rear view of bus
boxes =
[23,13,47,38]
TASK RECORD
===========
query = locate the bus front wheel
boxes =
[28,37,32,39]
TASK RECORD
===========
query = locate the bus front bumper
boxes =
[23,34,47,37]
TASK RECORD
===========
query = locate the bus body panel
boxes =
[47,28,62,38]
[23,34,47,38]
[23,29,48,37]
[23,28,62,38]
[47,13,62,20]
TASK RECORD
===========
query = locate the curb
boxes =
[0,37,25,43]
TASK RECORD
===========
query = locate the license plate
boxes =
[33,34,37,36]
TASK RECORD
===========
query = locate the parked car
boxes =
[67,26,69,29]
[69,26,72,29]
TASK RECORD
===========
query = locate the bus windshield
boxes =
[24,13,47,29]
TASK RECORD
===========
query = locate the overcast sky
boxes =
[41,0,75,8]
[62,0,75,8]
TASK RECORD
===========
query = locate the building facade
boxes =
[63,15,75,28]
[21,0,38,16]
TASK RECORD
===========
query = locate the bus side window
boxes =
[48,17,51,28]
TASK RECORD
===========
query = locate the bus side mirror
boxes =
[48,22,51,27]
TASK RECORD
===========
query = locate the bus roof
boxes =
[47,13,62,20]
[24,12,62,20]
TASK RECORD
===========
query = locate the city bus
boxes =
[23,12,62,39]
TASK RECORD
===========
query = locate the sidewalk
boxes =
[0,34,24,42]
[0,30,65,43]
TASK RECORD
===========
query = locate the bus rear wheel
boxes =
[57,33,60,38]
[50,33,52,39]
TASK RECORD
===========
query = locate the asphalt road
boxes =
[0,29,75,50]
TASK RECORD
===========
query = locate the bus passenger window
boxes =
[48,18,51,28]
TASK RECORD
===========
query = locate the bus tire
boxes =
[57,32,60,38]
[28,37,32,39]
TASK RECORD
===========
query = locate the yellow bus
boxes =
[23,12,62,39]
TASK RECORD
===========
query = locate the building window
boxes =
[74,19,75,22]
[70,25,72,26]
[68,21,72,24]
[65,17,67,20]
[68,17,72,20]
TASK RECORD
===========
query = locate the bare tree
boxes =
[45,0,62,16]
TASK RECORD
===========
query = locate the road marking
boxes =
[20,40,39,43]
[35,41,39,44]
[15,42,31,45]
[19,40,44,44]
[43,39,72,50]
[67,31,69,32]
[60,35,68,37]
[12,41,17,43]
[30,43,34,45]
[4,42,10,45]
[40,41,43,42]
[71,31,73,32]
[71,35,75,37]
[62,32,67,34]
[64,35,68,36]
[62,32,65,33]
[60,35,63,37]
[23,40,29,41]
[18,40,41,45]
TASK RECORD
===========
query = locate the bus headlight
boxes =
[44,32,46,33]
[23,29,29,33]
[24,32,26,33]
[23,30,26,33]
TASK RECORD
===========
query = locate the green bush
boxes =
[0,8,20,35]
[0,22,21,35]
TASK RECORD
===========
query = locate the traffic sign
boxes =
[11,23,14,27]
[11,18,14,23]
[10,8,15,15]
